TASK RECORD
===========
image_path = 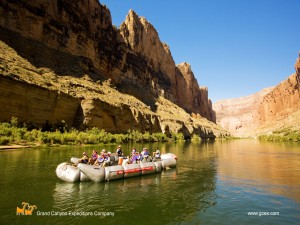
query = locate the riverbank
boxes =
[258,129,300,142]
[0,118,187,147]
[0,145,30,150]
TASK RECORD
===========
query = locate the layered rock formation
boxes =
[257,54,300,132]
[214,54,300,137]
[0,40,225,137]
[213,88,273,137]
[0,0,215,121]
[0,0,224,138]
[176,63,215,121]
[0,76,81,128]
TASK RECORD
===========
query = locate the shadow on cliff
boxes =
[0,28,160,112]
[0,28,106,82]
[116,81,159,112]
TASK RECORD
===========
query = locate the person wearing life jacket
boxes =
[116,145,123,157]
[153,147,160,158]
[102,152,111,167]
[142,148,150,157]
[88,150,98,165]
[141,148,152,162]
[107,151,116,165]
[140,147,147,161]
[152,147,161,162]
[130,149,141,164]
[94,154,105,166]
[139,150,144,162]
[78,152,89,164]
[130,148,137,157]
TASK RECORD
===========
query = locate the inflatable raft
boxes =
[56,153,177,183]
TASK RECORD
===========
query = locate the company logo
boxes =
[16,202,37,216]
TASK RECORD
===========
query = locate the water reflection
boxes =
[216,140,300,203]
[52,164,216,225]
[49,142,218,224]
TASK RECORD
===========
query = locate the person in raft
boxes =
[141,148,152,163]
[130,147,137,157]
[107,151,115,165]
[78,152,89,164]
[153,147,161,158]
[102,152,111,167]
[116,145,123,157]
[130,148,140,164]
[88,150,98,165]
[94,153,105,167]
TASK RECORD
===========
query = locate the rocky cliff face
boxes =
[0,0,224,138]
[0,40,225,137]
[214,54,300,137]
[213,88,273,137]
[119,10,176,88]
[0,0,215,122]
[176,63,215,121]
[0,76,81,127]
[257,54,300,131]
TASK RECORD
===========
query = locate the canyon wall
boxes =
[257,54,300,131]
[0,0,215,122]
[175,63,215,121]
[213,88,273,137]
[0,23,226,139]
[214,54,300,137]
[0,76,80,127]
[0,76,162,133]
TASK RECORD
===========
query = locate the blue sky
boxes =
[100,0,300,103]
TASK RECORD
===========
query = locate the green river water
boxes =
[0,140,299,225]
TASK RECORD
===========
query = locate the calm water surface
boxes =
[0,140,299,225]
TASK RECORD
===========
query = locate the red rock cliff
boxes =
[214,54,300,137]
[175,63,215,121]
[258,54,300,127]
[0,0,225,138]
[213,88,273,137]
[0,0,215,122]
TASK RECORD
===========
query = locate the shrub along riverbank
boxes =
[0,118,185,146]
[258,129,300,142]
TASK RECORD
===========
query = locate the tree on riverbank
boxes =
[0,118,177,146]
[258,129,300,142]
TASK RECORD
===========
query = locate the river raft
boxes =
[56,153,177,183]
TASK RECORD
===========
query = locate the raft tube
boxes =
[104,165,124,181]
[77,164,105,183]
[70,157,80,164]
[161,153,177,169]
[56,162,80,183]
[153,161,162,173]
[140,162,156,175]
[123,164,142,178]
[80,170,90,181]
[56,162,90,182]
[161,153,177,160]
[161,158,177,169]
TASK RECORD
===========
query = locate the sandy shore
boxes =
[0,145,30,150]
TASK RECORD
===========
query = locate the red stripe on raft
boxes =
[142,166,154,171]
[116,170,124,175]
[124,168,141,173]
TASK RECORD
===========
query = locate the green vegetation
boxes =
[258,129,300,142]
[171,132,185,142]
[0,118,171,146]
[191,134,201,142]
